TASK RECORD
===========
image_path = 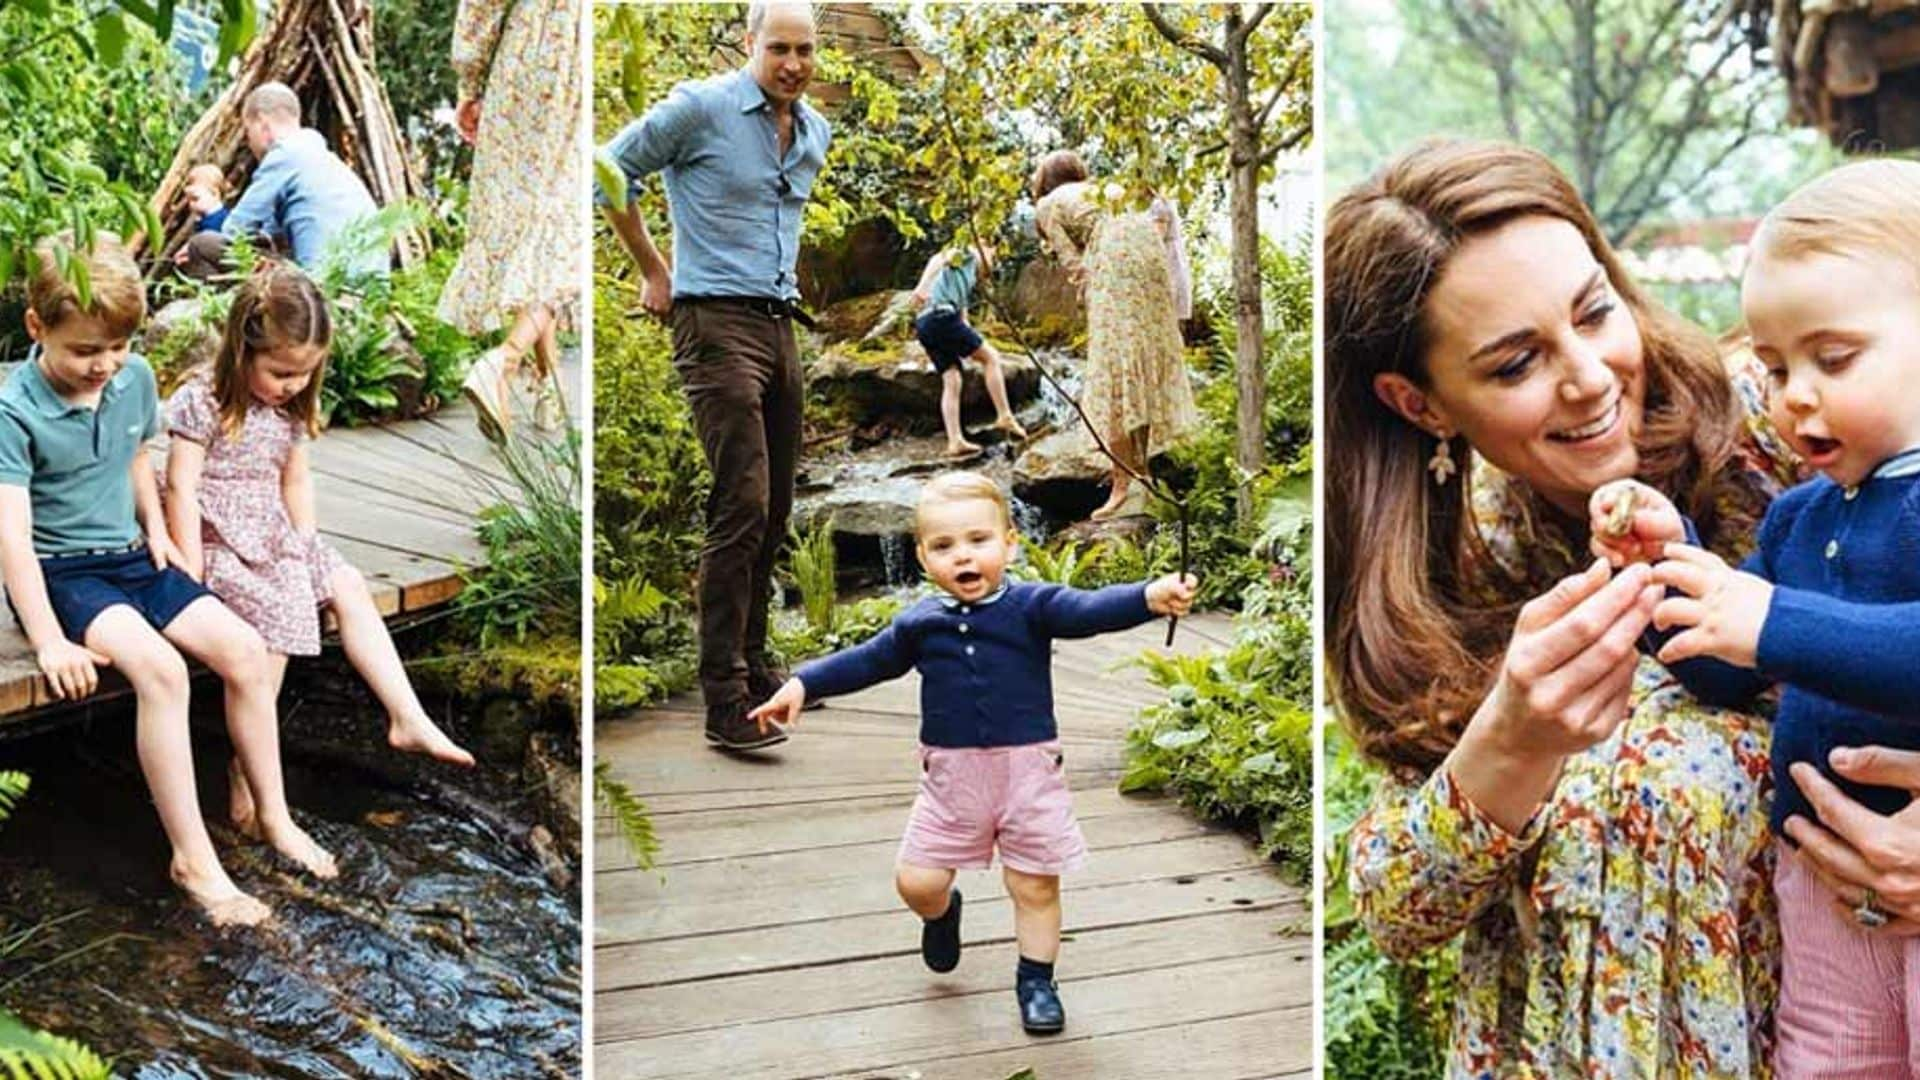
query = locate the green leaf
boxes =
[93,11,129,67]
[593,151,630,214]
[12,0,52,16]
[116,0,160,27]
[1149,726,1208,751]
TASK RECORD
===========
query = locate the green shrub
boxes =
[453,427,582,650]
[771,593,909,665]
[595,760,659,870]
[786,516,838,633]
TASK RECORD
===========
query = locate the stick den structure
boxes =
[145,0,426,268]
[1764,0,1920,150]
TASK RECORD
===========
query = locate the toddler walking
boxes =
[909,242,1027,456]
[164,266,472,834]
[4,234,331,925]
[1591,160,1920,1075]
[752,471,1195,1033]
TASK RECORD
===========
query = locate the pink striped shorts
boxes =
[898,740,1088,875]
[1775,839,1920,1077]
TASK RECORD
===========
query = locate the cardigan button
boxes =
[958,623,969,633]
[964,645,975,656]
[1844,485,1860,500]
[960,605,971,614]
[1825,539,1839,559]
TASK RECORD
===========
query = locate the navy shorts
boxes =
[914,307,985,374]
[24,546,212,642]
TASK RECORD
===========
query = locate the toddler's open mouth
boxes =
[954,570,983,587]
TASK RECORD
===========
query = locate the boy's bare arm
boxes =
[0,487,107,697]
[130,452,181,570]
[165,438,208,581]
[910,251,949,306]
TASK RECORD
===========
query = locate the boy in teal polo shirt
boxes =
[2,235,337,927]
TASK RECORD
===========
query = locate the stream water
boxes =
[0,667,580,1078]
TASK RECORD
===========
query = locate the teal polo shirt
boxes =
[0,351,158,555]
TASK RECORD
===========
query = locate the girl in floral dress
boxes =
[167,268,472,830]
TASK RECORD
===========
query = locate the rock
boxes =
[1052,514,1158,548]
[797,218,915,308]
[1006,259,1084,345]
[807,341,1040,433]
[142,297,221,384]
[812,290,905,344]
[1012,425,1110,519]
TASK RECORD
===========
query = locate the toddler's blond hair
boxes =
[187,163,228,198]
[915,471,1012,535]
[26,232,145,339]
[1751,158,1920,279]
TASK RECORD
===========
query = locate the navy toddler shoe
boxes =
[921,888,962,973]
[1015,956,1064,1034]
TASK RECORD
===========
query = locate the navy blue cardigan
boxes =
[1655,458,1920,833]
[795,581,1156,747]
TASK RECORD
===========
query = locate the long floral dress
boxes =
[1346,358,1805,1078]
[1035,182,1198,459]
[166,372,347,656]
[435,0,584,334]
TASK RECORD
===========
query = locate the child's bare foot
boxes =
[170,857,272,927]
[946,438,983,457]
[993,416,1029,441]
[259,817,339,880]
[227,758,258,837]
[388,713,476,768]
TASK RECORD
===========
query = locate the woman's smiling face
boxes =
[1377,214,1646,516]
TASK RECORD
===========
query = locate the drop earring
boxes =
[1427,432,1457,485]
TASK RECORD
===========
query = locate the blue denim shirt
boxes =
[600,69,831,301]
[222,129,382,274]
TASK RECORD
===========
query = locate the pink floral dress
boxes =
[166,373,346,656]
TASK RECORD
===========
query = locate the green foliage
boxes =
[0,1012,111,1080]
[592,574,695,711]
[453,428,582,650]
[1,2,189,357]
[1016,538,1109,589]
[0,773,23,824]
[771,593,907,665]
[786,516,838,633]
[594,759,659,871]
[1322,726,1461,1078]
[1120,526,1314,875]
[370,0,466,178]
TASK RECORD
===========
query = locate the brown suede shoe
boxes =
[704,697,787,751]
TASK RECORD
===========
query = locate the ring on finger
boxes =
[1856,887,1892,929]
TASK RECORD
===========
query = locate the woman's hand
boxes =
[456,98,483,145]
[1588,479,1683,567]
[1449,559,1662,832]
[1784,749,1920,932]
[1650,544,1771,668]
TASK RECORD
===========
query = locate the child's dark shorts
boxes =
[914,307,985,374]
[21,545,212,641]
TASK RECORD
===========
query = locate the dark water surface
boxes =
[0,676,580,1078]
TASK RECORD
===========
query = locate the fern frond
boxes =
[0,773,27,826]
[0,1009,110,1080]
[595,760,659,870]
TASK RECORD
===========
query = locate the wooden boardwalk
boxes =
[0,355,577,725]
[593,614,1314,1080]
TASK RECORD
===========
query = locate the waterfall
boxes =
[879,532,917,587]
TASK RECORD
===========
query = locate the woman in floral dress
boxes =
[437,0,584,437]
[1325,139,1807,1077]
[1032,150,1198,520]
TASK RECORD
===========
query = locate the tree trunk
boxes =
[145,0,427,271]
[1225,9,1266,529]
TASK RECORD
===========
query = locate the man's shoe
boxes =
[704,698,787,750]
[1016,975,1065,1035]
[920,889,962,973]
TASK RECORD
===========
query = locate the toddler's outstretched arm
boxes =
[164,440,207,580]
[748,677,807,733]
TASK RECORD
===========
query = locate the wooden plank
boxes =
[594,951,1306,1080]
[596,867,1304,988]
[598,833,1265,940]
[873,1006,1314,1080]
[595,905,1303,1042]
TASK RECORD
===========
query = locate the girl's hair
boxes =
[214,265,331,439]
[1030,150,1089,200]
[1324,139,1745,774]
[1750,158,1920,277]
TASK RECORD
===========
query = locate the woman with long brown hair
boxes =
[1326,139,1802,1075]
